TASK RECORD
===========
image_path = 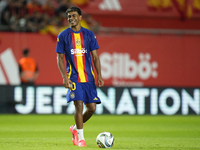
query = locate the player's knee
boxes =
[88,105,96,113]
[91,107,96,113]
[74,100,83,106]
[74,101,83,112]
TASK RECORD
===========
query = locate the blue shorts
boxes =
[66,81,101,105]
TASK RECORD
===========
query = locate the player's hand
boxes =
[97,77,104,87]
[63,78,73,89]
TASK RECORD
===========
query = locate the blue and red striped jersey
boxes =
[56,27,99,82]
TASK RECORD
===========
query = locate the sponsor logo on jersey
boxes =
[71,48,87,55]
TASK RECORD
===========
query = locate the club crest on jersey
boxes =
[70,92,75,99]
[75,38,81,46]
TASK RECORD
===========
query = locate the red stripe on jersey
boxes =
[80,31,88,82]
[71,32,81,82]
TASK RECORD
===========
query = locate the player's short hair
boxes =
[23,48,29,56]
[66,7,82,16]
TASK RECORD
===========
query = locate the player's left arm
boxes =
[91,50,104,87]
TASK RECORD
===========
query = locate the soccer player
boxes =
[56,7,104,147]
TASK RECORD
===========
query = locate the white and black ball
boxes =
[96,132,114,148]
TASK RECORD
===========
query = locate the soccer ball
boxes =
[96,132,114,148]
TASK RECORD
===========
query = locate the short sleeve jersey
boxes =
[56,27,99,83]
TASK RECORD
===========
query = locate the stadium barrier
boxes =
[0,85,199,115]
[1,32,200,87]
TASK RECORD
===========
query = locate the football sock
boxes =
[77,129,85,141]
[73,124,77,130]
[73,123,85,130]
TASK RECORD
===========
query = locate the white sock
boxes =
[77,129,85,141]
[73,124,77,130]
[73,123,85,130]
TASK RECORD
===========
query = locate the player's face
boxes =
[67,11,82,28]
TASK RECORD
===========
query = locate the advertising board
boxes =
[0,33,200,87]
[0,86,199,115]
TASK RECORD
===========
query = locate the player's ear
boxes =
[79,15,82,20]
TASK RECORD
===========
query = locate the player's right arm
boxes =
[56,32,72,89]
[57,53,72,88]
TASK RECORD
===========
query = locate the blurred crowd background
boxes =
[1,0,200,35]
[0,0,100,35]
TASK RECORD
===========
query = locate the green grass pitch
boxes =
[0,115,200,150]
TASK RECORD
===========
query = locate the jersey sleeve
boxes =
[56,33,65,53]
[90,31,99,51]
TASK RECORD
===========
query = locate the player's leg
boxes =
[68,81,85,146]
[70,101,86,147]
[72,102,96,147]
[82,81,100,123]
[83,103,96,123]
[74,100,84,129]
[73,103,96,128]
[74,100,87,147]
[70,100,83,146]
